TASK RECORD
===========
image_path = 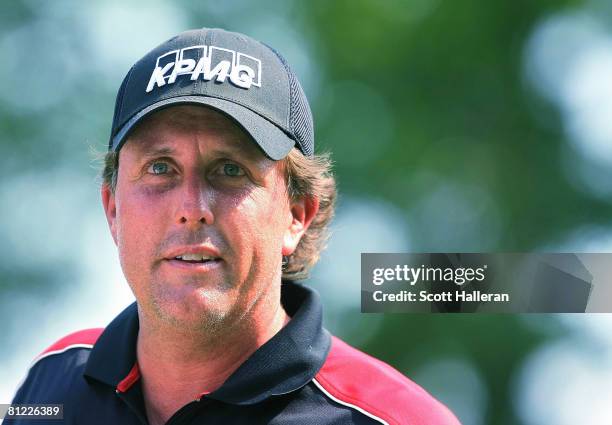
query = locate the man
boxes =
[8,28,460,424]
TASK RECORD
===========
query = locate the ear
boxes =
[101,184,118,246]
[282,196,319,256]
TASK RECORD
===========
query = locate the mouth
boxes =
[162,245,223,272]
[172,254,220,264]
[163,251,223,272]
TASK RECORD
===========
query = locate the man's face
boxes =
[102,105,308,331]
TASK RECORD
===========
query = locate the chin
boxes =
[149,288,235,332]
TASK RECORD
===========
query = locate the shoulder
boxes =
[11,328,104,403]
[34,328,104,363]
[314,336,461,425]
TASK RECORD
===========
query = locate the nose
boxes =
[175,174,214,227]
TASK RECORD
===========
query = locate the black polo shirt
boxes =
[8,282,460,425]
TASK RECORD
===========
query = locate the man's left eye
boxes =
[222,163,245,177]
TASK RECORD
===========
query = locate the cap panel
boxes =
[268,46,314,157]
[109,66,134,149]
[289,77,314,156]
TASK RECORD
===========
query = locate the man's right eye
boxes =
[147,161,169,175]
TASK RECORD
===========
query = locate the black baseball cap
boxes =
[109,28,314,160]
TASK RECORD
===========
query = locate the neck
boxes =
[135,291,289,425]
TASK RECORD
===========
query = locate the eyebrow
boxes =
[134,143,264,165]
[137,146,176,160]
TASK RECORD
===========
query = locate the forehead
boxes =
[122,105,260,158]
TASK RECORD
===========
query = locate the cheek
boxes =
[114,188,169,269]
[224,189,289,252]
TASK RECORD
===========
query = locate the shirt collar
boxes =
[84,282,331,404]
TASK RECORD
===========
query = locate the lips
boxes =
[163,245,223,270]
[165,245,221,260]
[173,253,218,263]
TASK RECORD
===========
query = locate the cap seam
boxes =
[192,28,209,95]
[263,42,292,130]
[283,66,291,130]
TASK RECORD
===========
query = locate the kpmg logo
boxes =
[146,45,262,92]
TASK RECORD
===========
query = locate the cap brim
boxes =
[110,95,295,160]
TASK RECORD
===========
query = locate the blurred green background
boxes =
[2,1,612,424]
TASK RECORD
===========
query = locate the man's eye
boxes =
[148,162,170,175]
[222,163,245,177]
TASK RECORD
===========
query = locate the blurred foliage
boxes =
[1,0,606,424]
[306,0,602,250]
